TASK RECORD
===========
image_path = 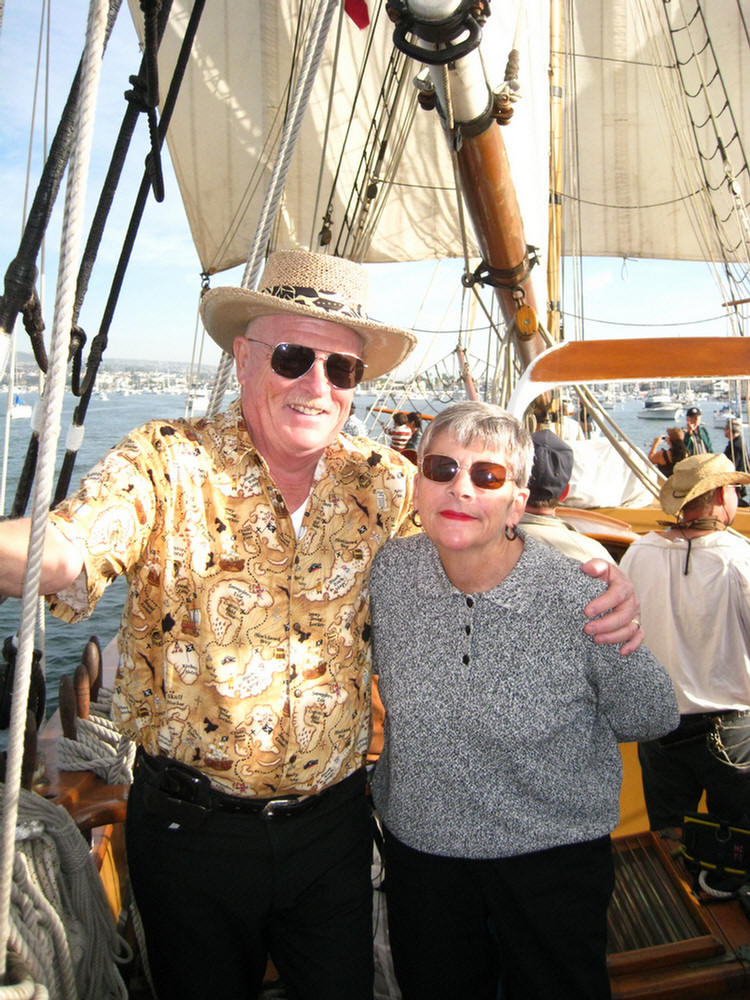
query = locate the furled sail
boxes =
[563,1,750,266]
[125,0,550,278]
[127,0,750,288]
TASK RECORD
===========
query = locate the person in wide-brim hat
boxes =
[659,452,750,517]
[200,249,416,381]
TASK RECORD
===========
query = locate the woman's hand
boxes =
[580,559,643,655]
[647,437,665,464]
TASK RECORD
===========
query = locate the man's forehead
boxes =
[246,313,363,353]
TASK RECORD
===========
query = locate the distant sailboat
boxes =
[9,394,32,420]
[713,404,740,428]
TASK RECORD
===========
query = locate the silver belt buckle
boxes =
[261,795,303,817]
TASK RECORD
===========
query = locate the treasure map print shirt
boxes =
[47,401,416,796]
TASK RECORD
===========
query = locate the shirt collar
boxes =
[414,531,538,615]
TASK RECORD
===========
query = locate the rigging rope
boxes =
[207,0,341,418]
[308,1,347,251]
[0,0,123,380]
[0,0,109,986]
[52,0,205,509]
[646,1,750,291]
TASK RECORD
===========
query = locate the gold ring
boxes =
[631,618,641,628]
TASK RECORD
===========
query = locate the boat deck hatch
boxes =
[606,832,750,999]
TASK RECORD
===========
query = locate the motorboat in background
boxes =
[637,389,684,421]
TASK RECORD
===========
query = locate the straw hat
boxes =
[200,249,416,381]
[659,453,750,516]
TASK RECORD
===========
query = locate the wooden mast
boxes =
[390,0,547,373]
[547,0,563,344]
[454,126,545,371]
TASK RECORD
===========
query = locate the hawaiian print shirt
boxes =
[47,401,416,796]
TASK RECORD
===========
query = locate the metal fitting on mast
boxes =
[387,1,488,66]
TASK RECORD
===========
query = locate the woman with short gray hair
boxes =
[370,400,678,1000]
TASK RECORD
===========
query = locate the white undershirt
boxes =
[289,503,307,538]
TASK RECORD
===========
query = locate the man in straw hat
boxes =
[621,454,750,861]
[0,249,642,998]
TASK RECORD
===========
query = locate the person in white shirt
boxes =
[620,453,750,837]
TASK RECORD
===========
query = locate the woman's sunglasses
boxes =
[245,337,365,389]
[421,454,513,490]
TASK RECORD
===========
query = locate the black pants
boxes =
[638,711,750,830]
[382,827,613,1000]
[126,766,374,1000]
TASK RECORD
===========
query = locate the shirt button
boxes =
[465,625,471,635]
[462,654,470,665]
[294,689,301,697]
[466,597,474,608]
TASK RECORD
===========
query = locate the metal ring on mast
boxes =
[388,0,485,65]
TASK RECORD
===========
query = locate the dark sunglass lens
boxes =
[423,455,459,482]
[325,354,363,389]
[271,343,315,380]
[470,463,507,489]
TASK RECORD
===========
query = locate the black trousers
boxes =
[638,711,750,830]
[126,766,374,1000]
[382,827,614,1000]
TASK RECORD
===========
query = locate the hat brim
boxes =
[660,469,750,515]
[200,286,417,382]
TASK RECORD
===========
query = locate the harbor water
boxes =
[0,391,196,719]
[0,387,743,719]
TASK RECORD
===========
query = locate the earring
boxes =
[504,524,517,541]
[411,509,422,527]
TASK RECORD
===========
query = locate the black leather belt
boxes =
[135,747,364,824]
[659,709,750,746]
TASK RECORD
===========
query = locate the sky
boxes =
[0,1,741,381]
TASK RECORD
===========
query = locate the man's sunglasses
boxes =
[421,454,513,490]
[245,337,365,389]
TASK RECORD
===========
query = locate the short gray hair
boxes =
[418,401,534,487]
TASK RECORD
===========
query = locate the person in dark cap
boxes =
[684,405,712,456]
[521,429,613,563]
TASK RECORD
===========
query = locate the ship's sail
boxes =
[126,0,750,294]
[125,0,550,277]
[563,1,750,268]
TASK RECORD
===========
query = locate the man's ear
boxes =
[234,336,251,378]
[559,483,571,502]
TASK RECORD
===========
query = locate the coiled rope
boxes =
[56,689,135,786]
[1,788,129,999]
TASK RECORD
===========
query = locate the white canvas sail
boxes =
[564,1,750,265]
[126,0,750,285]
[126,0,551,278]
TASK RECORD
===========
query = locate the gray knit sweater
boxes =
[369,532,678,858]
